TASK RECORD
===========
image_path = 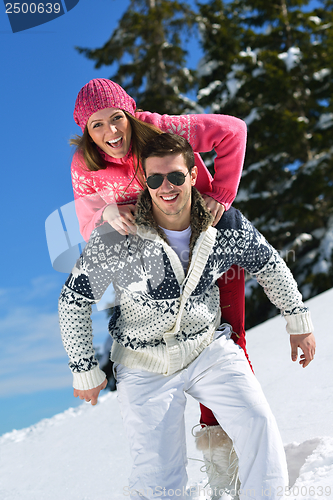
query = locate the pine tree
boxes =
[197,0,333,327]
[76,0,197,114]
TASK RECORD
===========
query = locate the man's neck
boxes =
[151,207,191,231]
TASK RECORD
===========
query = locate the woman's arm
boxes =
[71,152,138,241]
[71,152,108,241]
[136,111,247,210]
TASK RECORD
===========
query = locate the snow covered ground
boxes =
[1,288,332,500]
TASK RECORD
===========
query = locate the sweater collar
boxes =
[135,187,214,254]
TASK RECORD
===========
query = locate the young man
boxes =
[59,133,315,500]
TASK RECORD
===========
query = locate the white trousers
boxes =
[116,326,288,500]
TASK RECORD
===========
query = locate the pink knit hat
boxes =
[73,78,136,131]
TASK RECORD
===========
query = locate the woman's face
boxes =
[87,107,132,159]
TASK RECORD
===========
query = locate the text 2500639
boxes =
[5,3,61,14]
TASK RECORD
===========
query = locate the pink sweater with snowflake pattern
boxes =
[71,111,247,241]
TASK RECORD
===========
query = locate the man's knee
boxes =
[231,402,277,442]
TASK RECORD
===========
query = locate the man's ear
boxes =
[190,166,198,186]
[142,170,147,184]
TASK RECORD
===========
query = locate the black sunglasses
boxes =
[146,170,189,189]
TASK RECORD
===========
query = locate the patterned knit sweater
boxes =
[58,190,313,390]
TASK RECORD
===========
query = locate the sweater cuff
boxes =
[285,311,314,335]
[72,366,106,391]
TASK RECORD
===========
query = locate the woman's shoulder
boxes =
[71,149,87,171]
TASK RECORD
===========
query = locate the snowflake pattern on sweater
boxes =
[58,203,313,382]
[71,157,143,203]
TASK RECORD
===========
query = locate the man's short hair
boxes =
[140,133,195,173]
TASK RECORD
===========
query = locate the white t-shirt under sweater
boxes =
[161,226,192,272]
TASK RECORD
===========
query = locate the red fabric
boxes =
[200,265,253,427]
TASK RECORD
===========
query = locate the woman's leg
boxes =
[200,265,251,427]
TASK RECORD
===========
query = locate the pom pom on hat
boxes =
[73,79,136,132]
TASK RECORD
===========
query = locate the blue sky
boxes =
[0,0,322,435]
[0,0,204,435]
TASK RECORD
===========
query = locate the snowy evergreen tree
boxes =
[197,0,333,327]
[76,0,333,329]
[76,0,197,114]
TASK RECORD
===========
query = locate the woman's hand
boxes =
[102,204,137,235]
[73,379,108,406]
[202,195,225,226]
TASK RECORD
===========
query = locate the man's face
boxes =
[145,153,197,230]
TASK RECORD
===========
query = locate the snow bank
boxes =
[1,289,333,499]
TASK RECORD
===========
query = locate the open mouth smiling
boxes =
[160,194,179,202]
[106,137,123,148]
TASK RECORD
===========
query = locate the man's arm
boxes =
[253,253,315,367]
[58,227,124,403]
[59,286,107,401]
[222,211,315,366]
[250,251,315,367]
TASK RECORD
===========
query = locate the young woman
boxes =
[71,77,250,433]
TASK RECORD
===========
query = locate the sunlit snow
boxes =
[1,289,332,500]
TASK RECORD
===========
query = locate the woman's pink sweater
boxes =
[71,111,247,241]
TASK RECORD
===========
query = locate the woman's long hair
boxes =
[70,111,162,189]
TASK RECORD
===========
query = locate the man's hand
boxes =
[290,333,316,368]
[201,195,225,226]
[73,379,108,406]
